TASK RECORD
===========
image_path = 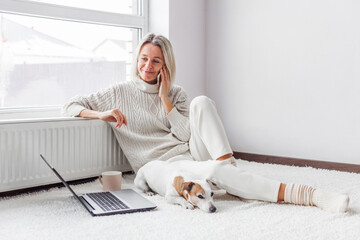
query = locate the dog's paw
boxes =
[181,202,195,210]
[146,191,156,196]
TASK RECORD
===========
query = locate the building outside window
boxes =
[0,0,148,111]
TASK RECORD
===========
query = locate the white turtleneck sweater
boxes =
[62,78,192,172]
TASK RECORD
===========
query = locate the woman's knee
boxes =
[190,95,215,113]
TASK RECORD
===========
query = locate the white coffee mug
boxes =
[99,171,122,191]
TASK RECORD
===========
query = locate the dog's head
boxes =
[173,176,216,213]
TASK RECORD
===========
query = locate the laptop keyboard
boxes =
[87,192,129,212]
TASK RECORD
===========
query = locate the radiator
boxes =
[0,118,132,192]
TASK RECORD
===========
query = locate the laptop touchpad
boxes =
[111,189,156,209]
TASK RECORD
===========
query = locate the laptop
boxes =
[40,154,156,216]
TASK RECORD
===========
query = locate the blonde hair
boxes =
[131,33,176,87]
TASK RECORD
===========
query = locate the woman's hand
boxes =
[158,65,171,100]
[98,109,128,128]
[158,65,174,114]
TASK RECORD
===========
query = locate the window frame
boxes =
[0,0,148,119]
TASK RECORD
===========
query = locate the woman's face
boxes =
[137,43,164,84]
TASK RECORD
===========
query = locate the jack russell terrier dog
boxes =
[134,160,219,213]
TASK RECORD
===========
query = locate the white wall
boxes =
[206,0,360,164]
[149,0,206,99]
[148,0,169,37]
[169,0,206,99]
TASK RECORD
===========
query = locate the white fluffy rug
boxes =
[1,159,360,240]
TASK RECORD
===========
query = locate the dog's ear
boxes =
[173,176,185,196]
[173,177,196,200]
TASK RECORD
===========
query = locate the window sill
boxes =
[0,107,90,124]
[0,116,91,124]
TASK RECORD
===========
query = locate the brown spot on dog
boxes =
[173,176,206,203]
[188,183,205,202]
[173,176,185,196]
[184,182,195,192]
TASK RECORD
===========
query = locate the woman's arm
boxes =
[160,95,174,114]
[79,109,127,128]
[62,84,127,128]
[158,66,191,142]
[78,109,100,119]
[159,65,174,114]
[165,90,191,142]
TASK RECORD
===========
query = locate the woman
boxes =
[63,33,349,213]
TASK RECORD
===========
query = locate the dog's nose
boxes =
[209,206,217,213]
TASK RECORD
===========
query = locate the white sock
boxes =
[312,189,350,213]
[284,183,315,206]
[284,183,350,213]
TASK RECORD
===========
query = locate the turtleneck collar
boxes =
[132,75,159,93]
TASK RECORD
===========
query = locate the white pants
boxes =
[188,96,281,202]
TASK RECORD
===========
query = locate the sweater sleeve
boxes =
[62,84,118,117]
[166,87,191,142]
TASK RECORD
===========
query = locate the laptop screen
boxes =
[40,154,80,200]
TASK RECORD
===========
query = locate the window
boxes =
[25,0,140,15]
[0,0,148,111]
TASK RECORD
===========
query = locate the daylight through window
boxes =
[0,0,147,109]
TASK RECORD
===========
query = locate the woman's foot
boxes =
[312,189,350,213]
[284,183,350,213]
[217,156,237,167]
